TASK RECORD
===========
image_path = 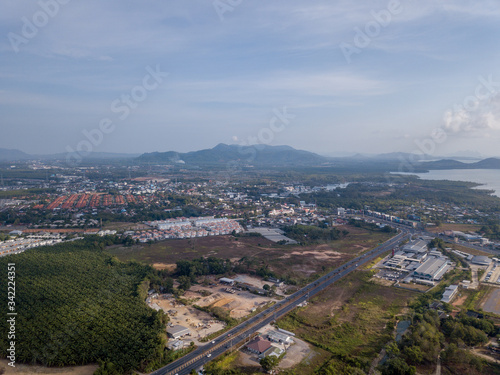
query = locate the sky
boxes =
[2,0,500,158]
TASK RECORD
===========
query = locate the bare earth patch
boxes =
[370,276,395,287]
[0,360,97,375]
[290,250,342,260]
[190,284,276,319]
[452,294,468,307]
[152,263,176,271]
[150,295,225,343]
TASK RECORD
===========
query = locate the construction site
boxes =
[149,294,226,344]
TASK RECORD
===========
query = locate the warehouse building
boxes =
[167,325,190,339]
[471,255,492,266]
[267,330,293,344]
[403,240,428,254]
[413,256,450,281]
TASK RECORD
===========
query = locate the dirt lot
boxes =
[107,225,393,281]
[149,294,225,343]
[107,234,275,264]
[481,287,500,315]
[0,360,97,375]
[232,274,273,289]
[188,281,277,319]
[452,294,468,307]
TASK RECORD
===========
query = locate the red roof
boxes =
[246,337,272,353]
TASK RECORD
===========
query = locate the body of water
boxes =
[392,169,500,197]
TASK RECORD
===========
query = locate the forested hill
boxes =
[0,236,167,374]
[419,157,500,170]
[137,143,329,166]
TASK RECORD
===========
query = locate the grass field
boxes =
[426,223,482,233]
[275,270,417,374]
[106,225,394,281]
[0,360,97,375]
[449,243,491,256]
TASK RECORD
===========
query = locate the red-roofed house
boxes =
[246,336,272,355]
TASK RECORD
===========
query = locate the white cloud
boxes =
[443,93,500,134]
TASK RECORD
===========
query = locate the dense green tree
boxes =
[380,357,416,375]
[260,355,280,372]
[178,275,192,291]
[0,237,166,373]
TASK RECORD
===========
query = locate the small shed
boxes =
[219,277,235,285]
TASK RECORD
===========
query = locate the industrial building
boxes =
[167,325,190,339]
[402,240,428,253]
[267,330,293,344]
[471,255,492,266]
[413,256,450,281]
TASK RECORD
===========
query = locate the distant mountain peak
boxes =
[212,143,231,150]
[137,144,328,166]
[0,148,31,161]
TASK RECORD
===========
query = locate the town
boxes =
[2,159,500,375]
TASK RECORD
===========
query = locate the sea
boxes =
[392,169,500,197]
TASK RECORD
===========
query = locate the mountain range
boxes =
[418,158,500,170]
[0,148,140,161]
[1,144,499,171]
[136,143,328,166]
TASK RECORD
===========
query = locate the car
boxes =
[207,353,212,358]
[212,340,215,344]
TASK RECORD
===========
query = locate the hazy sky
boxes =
[2,1,500,157]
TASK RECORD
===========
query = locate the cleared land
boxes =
[187,282,277,319]
[149,295,225,343]
[481,288,500,315]
[107,234,275,264]
[0,360,97,375]
[107,225,393,281]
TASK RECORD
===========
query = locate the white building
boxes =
[441,284,459,303]
[413,256,449,281]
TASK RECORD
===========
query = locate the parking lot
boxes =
[481,261,500,285]
[376,269,406,282]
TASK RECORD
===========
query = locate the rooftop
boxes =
[414,256,448,278]
[247,337,272,353]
